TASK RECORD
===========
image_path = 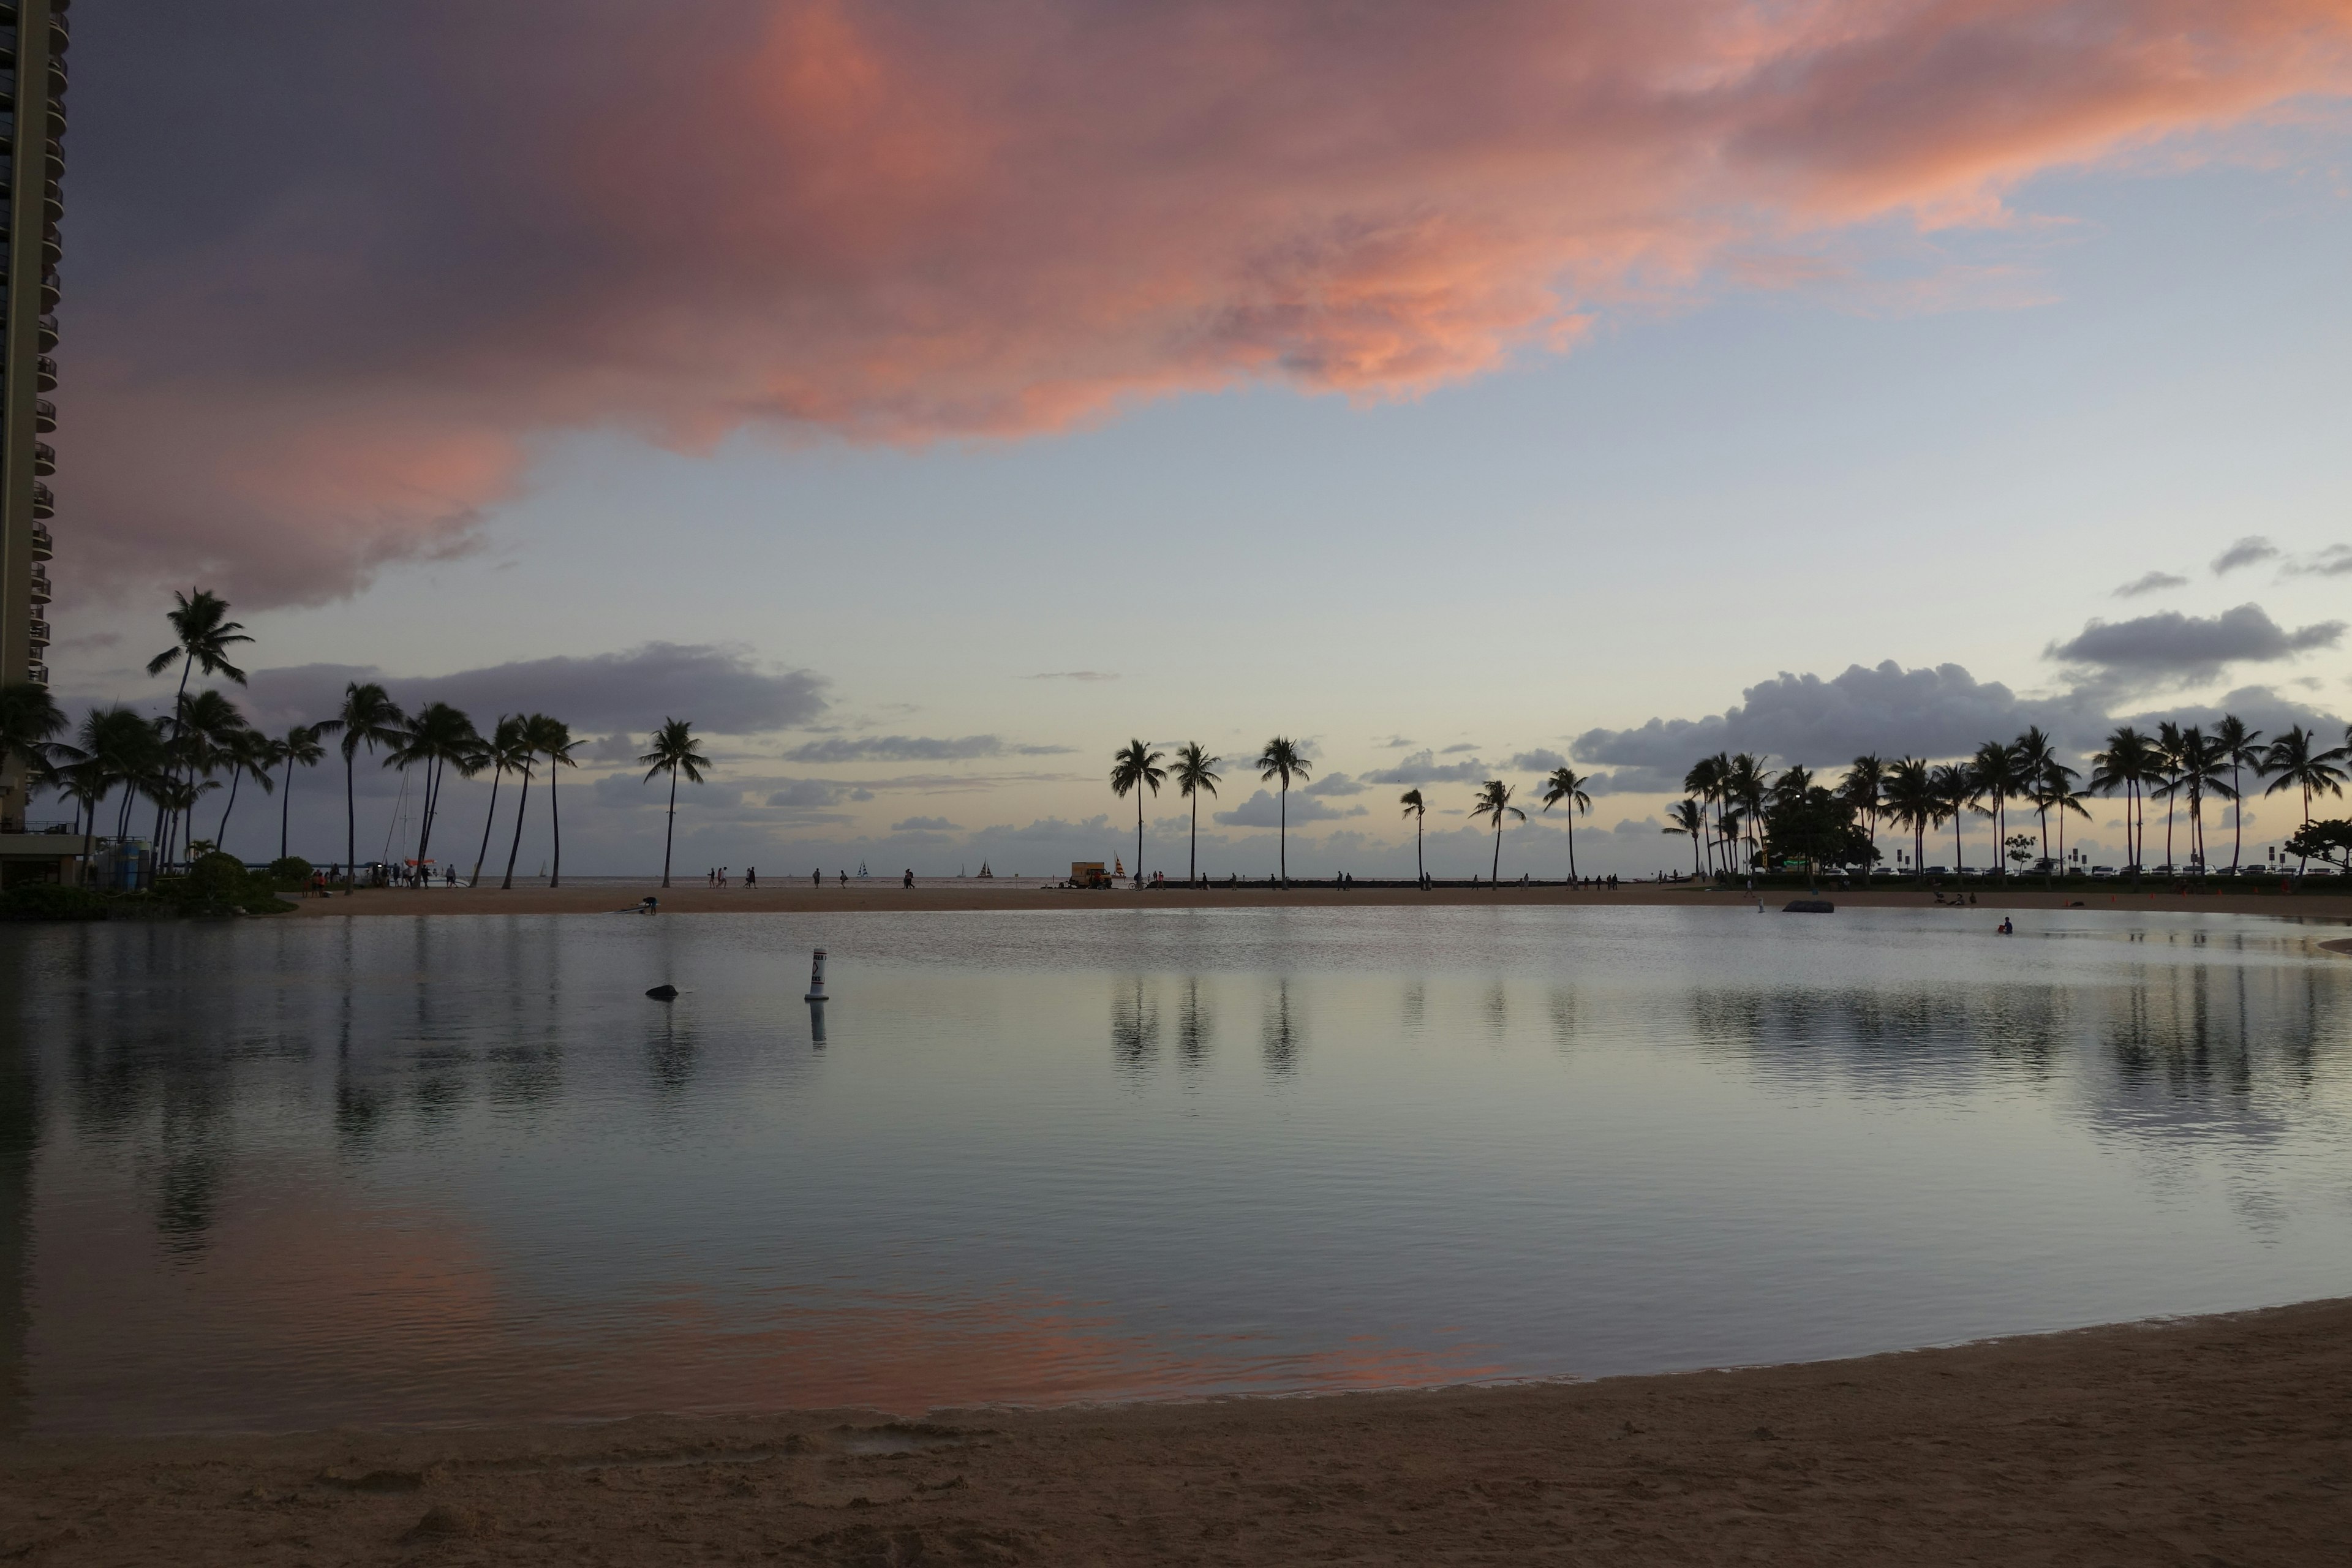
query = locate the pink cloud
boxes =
[58,0,2352,603]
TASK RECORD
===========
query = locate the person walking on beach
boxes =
[745,867,756,888]
[813,868,821,886]
[903,868,914,889]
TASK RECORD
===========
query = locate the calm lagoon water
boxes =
[2,905,2349,1436]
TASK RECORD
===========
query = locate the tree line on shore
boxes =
[0,590,717,891]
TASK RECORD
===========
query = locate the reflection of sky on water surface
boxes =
[2,907,2348,1436]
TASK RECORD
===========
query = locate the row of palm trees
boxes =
[1110,738,1600,885]
[1665,718,2350,879]
[2,589,723,894]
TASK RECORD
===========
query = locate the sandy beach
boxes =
[284,878,2352,922]
[4,1297,2346,1565]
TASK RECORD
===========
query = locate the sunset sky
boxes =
[42,1,2352,875]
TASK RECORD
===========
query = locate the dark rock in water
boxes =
[646,984,679,1000]
[1782,899,1835,914]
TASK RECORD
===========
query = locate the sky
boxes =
[34,1,2352,877]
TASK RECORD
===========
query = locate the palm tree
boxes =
[639,718,709,889]
[211,727,276,856]
[1971,740,2023,879]
[159,688,251,865]
[2150,721,2189,872]
[1727,753,1768,875]
[469,715,529,886]
[1930,761,1979,870]
[1683,755,1727,875]
[143,589,252,830]
[0,680,66,777]
[1539,766,1593,880]
[1469,779,1525,885]
[2090,727,2154,876]
[1167,742,1221,882]
[2041,762,2092,872]
[313,682,405,894]
[391,703,481,875]
[2173,726,2231,872]
[2263,725,2349,876]
[1664,799,1706,876]
[57,706,165,842]
[2214,715,2265,872]
[524,714,578,887]
[499,726,541,892]
[1839,756,1885,865]
[1109,739,1167,885]
[1400,788,1428,881]
[1255,737,1311,886]
[273,724,326,862]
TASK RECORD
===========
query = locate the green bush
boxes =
[268,856,314,888]
[152,853,298,918]
[0,882,111,922]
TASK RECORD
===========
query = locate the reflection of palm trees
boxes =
[1177,978,1210,1071]
[1262,979,1302,1076]
[646,1014,698,1096]
[1111,978,1160,1076]
[1548,987,1578,1050]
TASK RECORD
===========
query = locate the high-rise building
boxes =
[0,0,65,833]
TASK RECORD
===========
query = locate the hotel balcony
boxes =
[25,663,46,687]
[33,440,53,475]
[31,480,53,518]
[29,564,49,605]
[27,617,50,649]
[37,353,56,391]
[30,522,52,561]
[38,313,57,351]
[35,397,55,432]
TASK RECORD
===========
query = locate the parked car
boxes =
[2090,866,2116,878]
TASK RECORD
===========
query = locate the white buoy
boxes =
[804,947,829,1002]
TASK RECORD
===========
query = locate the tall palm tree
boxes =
[1930,761,1979,870]
[313,682,405,894]
[499,726,541,892]
[273,724,326,863]
[2090,726,2154,876]
[1839,755,1886,865]
[164,688,251,865]
[524,714,578,887]
[1109,738,1167,884]
[639,718,709,889]
[2173,726,2231,872]
[1727,753,1768,874]
[1167,742,1221,882]
[1664,798,1706,877]
[2263,725,2349,876]
[2041,761,2093,872]
[1683,755,1727,875]
[58,706,165,842]
[1972,739,2023,879]
[211,727,276,856]
[2150,721,2188,872]
[143,589,252,831]
[2008,727,2058,873]
[2214,715,2265,872]
[1468,779,1524,885]
[391,703,481,875]
[469,715,529,886]
[1255,737,1311,886]
[1539,766,1593,880]
[1400,788,1428,881]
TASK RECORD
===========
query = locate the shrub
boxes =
[0,882,111,922]
[268,856,314,887]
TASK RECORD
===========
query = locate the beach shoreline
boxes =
[277,878,2352,922]
[6,1296,2347,1564]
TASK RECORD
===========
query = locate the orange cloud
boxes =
[59,0,2352,603]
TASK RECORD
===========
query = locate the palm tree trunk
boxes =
[1490,821,1501,885]
[344,748,358,894]
[2230,762,2244,872]
[502,770,532,889]
[1135,794,1143,887]
[216,766,243,850]
[470,766,503,886]
[661,769,678,888]
[1416,816,1425,882]
[418,757,438,869]
[549,767,562,888]
[281,759,295,862]
[1278,786,1287,886]
[1566,817,1577,881]
[1188,793,1197,881]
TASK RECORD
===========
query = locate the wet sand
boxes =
[4,1297,2347,1564]
[285,879,2352,922]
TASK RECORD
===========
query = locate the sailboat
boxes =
[976,861,993,879]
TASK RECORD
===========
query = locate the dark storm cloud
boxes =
[1300,772,1365,797]
[778,735,1072,763]
[2210,536,2282,575]
[1506,748,1569,772]
[2111,570,2187,598]
[1362,750,1491,786]
[217,643,827,736]
[2046,603,2343,682]
[1571,660,2089,790]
